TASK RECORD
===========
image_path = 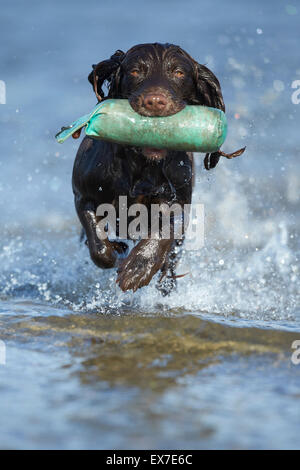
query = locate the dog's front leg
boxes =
[76,198,127,269]
[116,198,188,292]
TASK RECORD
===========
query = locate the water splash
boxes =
[1,165,299,326]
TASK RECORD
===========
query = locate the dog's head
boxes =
[88,43,225,162]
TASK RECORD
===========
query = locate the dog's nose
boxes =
[143,93,168,112]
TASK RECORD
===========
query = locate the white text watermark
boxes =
[291,340,300,365]
[0,340,6,365]
[0,80,6,104]
[291,80,300,104]
[95,197,204,251]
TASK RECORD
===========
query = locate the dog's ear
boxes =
[88,50,125,101]
[193,63,226,170]
[194,63,225,112]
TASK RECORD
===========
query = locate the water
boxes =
[0,0,300,449]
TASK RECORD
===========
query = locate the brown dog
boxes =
[72,43,243,294]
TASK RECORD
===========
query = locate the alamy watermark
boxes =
[291,80,300,104]
[291,340,300,365]
[0,80,6,104]
[0,340,6,365]
[95,196,204,251]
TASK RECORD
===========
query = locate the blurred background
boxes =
[0,0,299,450]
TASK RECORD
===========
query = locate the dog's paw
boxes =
[110,240,128,255]
[116,254,159,292]
[156,274,177,297]
[116,240,170,292]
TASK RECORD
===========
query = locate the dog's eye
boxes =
[130,69,140,77]
[174,69,185,78]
